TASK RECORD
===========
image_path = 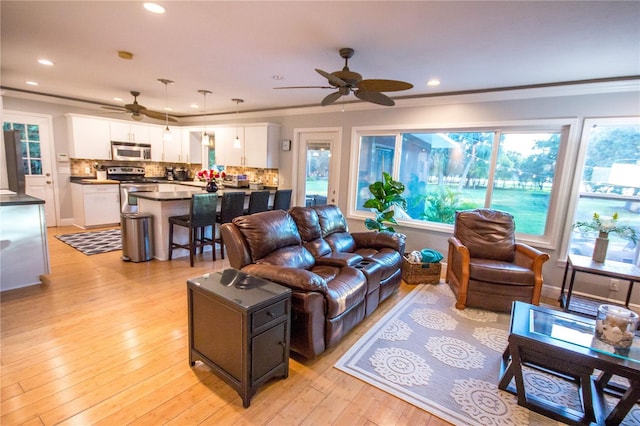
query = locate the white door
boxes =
[3,112,57,226]
[295,130,341,207]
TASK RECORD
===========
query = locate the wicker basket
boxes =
[401,255,441,284]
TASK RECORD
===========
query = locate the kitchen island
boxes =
[132,189,275,261]
[0,192,50,291]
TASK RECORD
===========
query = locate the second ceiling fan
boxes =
[276,47,413,106]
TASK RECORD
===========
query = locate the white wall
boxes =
[3,85,639,304]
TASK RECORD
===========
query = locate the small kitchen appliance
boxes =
[165,167,175,181]
[223,174,249,188]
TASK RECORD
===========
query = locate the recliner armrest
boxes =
[314,252,363,267]
[242,264,328,294]
[514,243,550,272]
[352,231,406,253]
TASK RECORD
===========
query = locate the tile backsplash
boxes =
[70,159,279,186]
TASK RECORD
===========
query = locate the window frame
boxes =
[348,119,579,250]
[560,116,640,264]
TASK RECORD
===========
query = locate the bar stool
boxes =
[272,189,292,210]
[168,192,218,267]
[215,191,246,259]
[245,190,270,214]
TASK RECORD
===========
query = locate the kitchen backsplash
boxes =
[70,159,280,186]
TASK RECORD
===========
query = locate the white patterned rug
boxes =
[55,228,122,255]
[335,283,640,426]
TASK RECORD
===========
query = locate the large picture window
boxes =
[353,123,567,239]
[568,118,640,265]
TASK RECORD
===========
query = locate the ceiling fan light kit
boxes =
[102,90,178,123]
[275,47,413,107]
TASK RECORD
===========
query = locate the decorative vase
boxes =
[206,181,218,193]
[592,231,609,263]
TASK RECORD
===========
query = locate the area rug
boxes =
[335,283,640,426]
[55,228,121,255]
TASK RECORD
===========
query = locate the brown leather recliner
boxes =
[446,209,550,312]
[220,209,368,359]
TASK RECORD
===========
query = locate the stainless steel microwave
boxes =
[111,141,151,161]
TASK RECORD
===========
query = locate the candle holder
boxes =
[594,304,639,349]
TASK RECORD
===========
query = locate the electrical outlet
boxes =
[85,167,91,174]
[609,279,620,291]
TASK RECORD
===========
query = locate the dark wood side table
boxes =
[559,254,640,316]
[187,268,291,408]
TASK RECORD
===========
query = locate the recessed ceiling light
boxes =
[190,103,199,108]
[113,97,123,102]
[25,81,39,86]
[272,75,284,80]
[37,58,54,66]
[164,107,173,112]
[427,79,441,87]
[143,2,165,14]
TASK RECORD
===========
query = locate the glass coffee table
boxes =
[499,301,639,425]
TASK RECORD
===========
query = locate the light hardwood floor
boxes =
[1,226,452,425]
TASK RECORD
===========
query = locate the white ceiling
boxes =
[1,1,639,120]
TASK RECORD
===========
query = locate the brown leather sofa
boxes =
[220,205,405,358]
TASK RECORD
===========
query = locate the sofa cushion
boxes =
[454,209,516,262]
[468,258,534,286]
[311,265,367,318]
[314,204,350,236]
[232,210,302,261]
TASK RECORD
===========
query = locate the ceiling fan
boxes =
[275,47,413,106]
[102,91,177,122]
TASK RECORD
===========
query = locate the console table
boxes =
[559,254,640,316]
[499,301,640,425]
[187,269,291,407]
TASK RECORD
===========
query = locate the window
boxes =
[353,123,567,239]
[568,118,640,265]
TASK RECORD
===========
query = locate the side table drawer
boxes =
[252,299,287,331]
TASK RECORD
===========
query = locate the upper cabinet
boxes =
[213,123,280,168]
[66,114,112,160]
[109,121,149,143]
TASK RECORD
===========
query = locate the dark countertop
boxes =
[0,193,45,206]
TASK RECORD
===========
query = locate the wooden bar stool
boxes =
[168,193,218,266]
[245,190,270,214]
[215,192,246,259]
[272,189,292,210]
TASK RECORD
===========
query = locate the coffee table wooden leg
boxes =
[498,345,514,392]
[605,379,640,426]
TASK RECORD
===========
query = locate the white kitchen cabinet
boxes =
[166,128,202,164]
[162,129,183,162]
[148,125,165,162]
[244,124,280,168]
[71,183,121,229]
[110,121,150,143]
[212,124,279,168]
[66,114,112,160]
[149,125,183,162]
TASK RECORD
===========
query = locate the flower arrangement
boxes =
[197,169,225,183]
[574,212,637,245]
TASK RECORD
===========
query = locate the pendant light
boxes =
[231,98,243,149]
[158,78,174,142]
[198,90,212,146]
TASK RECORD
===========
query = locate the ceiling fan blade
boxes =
[355,90,395,106]
[273,86,333,89]
[357,79,413,92]
[143,109,178,122]
[315,68,347,87]
[101,106,127,112]
[321,91,344,106]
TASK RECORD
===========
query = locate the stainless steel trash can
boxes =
[121,213,153,262]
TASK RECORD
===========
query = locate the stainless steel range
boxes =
[107,166,159,213]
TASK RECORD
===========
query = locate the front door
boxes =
[295,130,341,208]
[3,112,57,226]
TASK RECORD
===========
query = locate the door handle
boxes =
[46,181,52,184]
[46,173,51,177]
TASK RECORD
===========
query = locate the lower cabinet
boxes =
[71,183,120,229]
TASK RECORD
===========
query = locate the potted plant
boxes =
[574,212,637,262]
[363,172,407,232]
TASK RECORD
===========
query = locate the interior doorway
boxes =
[294,129,341,208]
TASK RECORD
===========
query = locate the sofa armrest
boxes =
[241,264,328,294]
[314,252,363,267]
[352,231,406,253]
